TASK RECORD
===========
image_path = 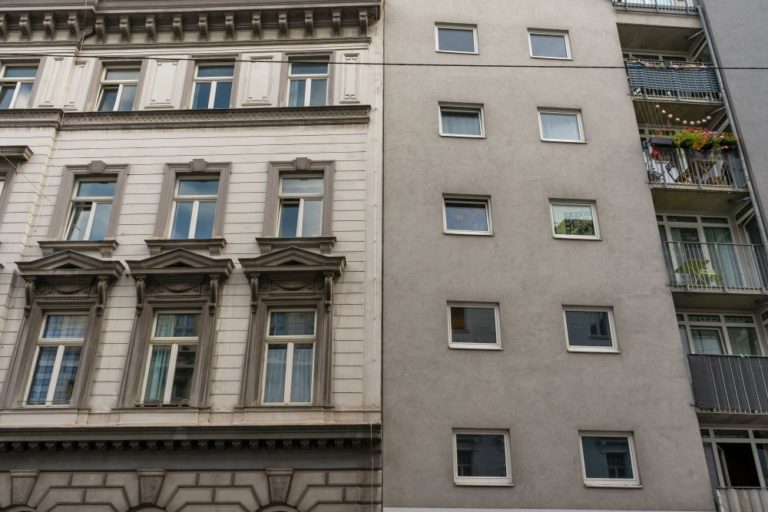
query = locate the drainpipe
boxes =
[697,2,768,260]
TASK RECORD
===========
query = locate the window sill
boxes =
[454,480,514,487]
[541,139,587,144]
[145,238,226,256]
[257,236,336,255]
[567,347,620,354]
[584,481,642,489]
[449,343,503,351]
[39,239,118,257]
[444,230,494,237]
[552,235,602,241]
[439,133,487,139]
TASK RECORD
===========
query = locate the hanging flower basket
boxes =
[671,128,739,152]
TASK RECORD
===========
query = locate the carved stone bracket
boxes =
[251,12,262,39]
[198,14,209,40]
[0,15,7,41]
[24,279,35,317]
[19,14,31,40]
[172,15,183,41]
[97,277,109,316]
[359,9,369,35]
[224,14,235,39]
[324,273,333,312]
[331,10,342,36]
[304,10,314,37]
[278,12,288,38]
[208,274,219,315]
[119,16,131,42]
[94,16,106,42]
[135,277,145,314]
[267,469,293,505]
[249,275,260,313]
[145,15,156,42]
[67,13,80,40]
[43,13,55,40]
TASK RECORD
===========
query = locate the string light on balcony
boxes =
[653,103,714,127]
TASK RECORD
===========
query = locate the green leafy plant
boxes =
[672,128,739,152]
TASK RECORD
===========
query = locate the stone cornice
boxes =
[0,145,33,162]
[0,105,371,131]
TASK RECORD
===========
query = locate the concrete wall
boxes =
[382,0,713,509]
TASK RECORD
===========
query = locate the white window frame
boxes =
[439,104,486,139]
[96,66,140,112]
[550,200,600,240]
[23,312,87,407]
[287,58,330,107]
[261,308,318,406]
[447,302,502,350]
[65,178,116,241]
[563,307,618,353]
[435,24,479,55]
[276,175,324,238]
[701,428,768,490]
[579,432,641,488]
[443,196,492,236]
[678,312,765,356]
[0,63,37,109]
[191,63,235,110]
[453,429,513,486]
[538,109,585,143]
[139,311,200,405]
[168,177,219,239]
[528,30,572,60]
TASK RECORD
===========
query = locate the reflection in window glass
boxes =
[530,33,570,59]
[455,433,508,478]
[551,203,597,237]
[581,436,635,480]
[445,200,490,233]
[441,107,483,137]
[540,112,583,141]
[450,306,498,346]
[437,27,477,53]
[565,310,613,348]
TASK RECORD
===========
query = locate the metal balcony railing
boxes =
[689,355,768,414]
[716,488,768,512]
[645,146,746,190]
[662,242,768,292]
[612,0,699,13]
[627,60,722,102]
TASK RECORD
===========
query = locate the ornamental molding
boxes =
[0,106,370,131]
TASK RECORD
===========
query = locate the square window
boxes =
[444,197,492,235]
[539,111,584,142]
[440,105,484,138]
[191,63,234,110]
[288,58,329,107]
[453,431,512,485]
[97,67,140,112]
[529,31,571,59]
[66,180,116,241]
[564,308,617,352]
[262,309,317,405]
[448,304,500,349]
[436,25,478,54]
[580,434,640,487]
[170,178,219,240]
[0,64,37,109]
[277,176,324,238]
[551,202,599,239]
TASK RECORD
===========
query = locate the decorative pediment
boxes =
[240,246,345,278]
[17,250,124,279]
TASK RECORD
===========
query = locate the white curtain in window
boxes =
[290,345,314,403]
[144,345,171,402]
[442,111,481,135]
[264,345,287,403]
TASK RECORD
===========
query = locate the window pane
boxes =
[14,82,33,109]
[728,327,760,356]
[582,436,634,479]
[43,315,88,339]
[213,81,232,109]
[450,307,497,345]
[197,65,234,78]
[78,181,115,198]
[4,66,37,78]
[455,434,507,477]
[270,311,316,336]
[530,34,569,58]
[565,310,613,348]
[302,199,323,237]
[155,313,200,338]
[540,113,582,141]
[117,84,136,111]
[288,79,307,107]
[290,344,314,403]
[144,345,171,403]
[442,109,482,136]
[691,328,725,355]
[264,344,288,403]
[171,202,193,239]
[98,87,118,112]
[89,203,112,241]
[437,27,476,53]
[52,346,81,405]
[193,200,216,239]
[178,179,219,196]
[282,178,323,195]
[309,79,328,106]
[445,201,489,232]
[104,68,140,81]
[278,201,300,237]
[26,346,58,405]
[0,86,14,109]
[170,345,196,403]
[552,204,596,237]
[291,62,329,75]
[192,82,211,109]
[67,204,92,241]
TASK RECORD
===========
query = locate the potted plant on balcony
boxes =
[672,128,739,153]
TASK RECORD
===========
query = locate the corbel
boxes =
[67,13,80,40]
[135,277,145,314]
[358,9,369,36]
[324,273,333,312]
[43,13,55,40]
[94,16,106,42]
[331,10,341,36]
[119,16,131,42]
[249,275,259,312]
[190,158,208,172]
[224,13,235,40]
[208,275,219,315]
[198,14,208,41]
[304,10,314,37]
[277,12,288,38]
[96,277,108,316]
[0,15,7,41]
[172,15,183,41]
[145,15,156,42]
[251,12,262,39]
[19,14,32,41]
[88,160,107,173]
[24,279,35,317]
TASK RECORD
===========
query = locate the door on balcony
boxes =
[678,313,763,356]
[703,429,768,490]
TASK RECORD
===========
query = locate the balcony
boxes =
[689,355,768,415]
[716,488,768,512]
[612,0,699,14]
[647,146,746,190]
[627,60,722,103]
